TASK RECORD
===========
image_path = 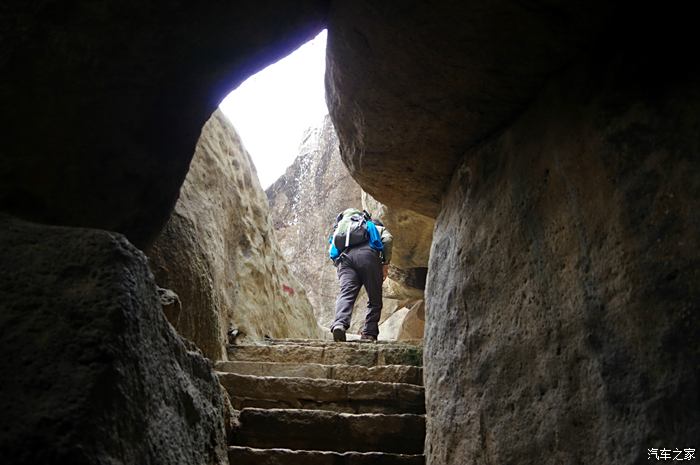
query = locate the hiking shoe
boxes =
[332,326,346,342]
[360,334,377,343]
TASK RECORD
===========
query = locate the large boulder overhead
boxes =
[0,0,329,248]
[326,0,612,217]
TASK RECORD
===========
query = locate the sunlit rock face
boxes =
[377,300,425,341]
[148,111,321,359]
[267,118,433,338]
[362,193,433,340]
[424,58,700,465]
[267,115,364,332]
[360,193,434,270]
[0,214,229,465]
[0,0,329,248]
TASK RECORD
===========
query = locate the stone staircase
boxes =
[216,339,425,464]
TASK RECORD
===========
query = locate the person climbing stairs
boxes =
[216,338,425,464]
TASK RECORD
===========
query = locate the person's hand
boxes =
[382,264,389,282]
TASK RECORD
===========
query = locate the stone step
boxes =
[233,408,425,454]
[227,344,423,367]
[219,373,425,414]
[215,360,423,385]
[264,338,424,348]
[228,446,424,465]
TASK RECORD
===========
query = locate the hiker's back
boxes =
[332,208,369,251]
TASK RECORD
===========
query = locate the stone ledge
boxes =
[215,360,423,385]
[219,372,425,414]
[234,408,425,454]
[226,344,423,367]
[228,446,425,465]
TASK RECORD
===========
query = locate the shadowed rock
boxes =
[0,0,329,248]
[234,408,425,454]
[425,50,700,465]
[0,214,229,465]
[228,446,425,465]
[219,372,425,414]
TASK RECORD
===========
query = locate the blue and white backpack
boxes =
[328,208,383,261]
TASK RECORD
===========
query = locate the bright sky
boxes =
[219,30,328,189]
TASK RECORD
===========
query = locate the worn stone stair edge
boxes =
[218,371,425,391]
[215,361,424,370]
[226,344,424,367]
[234,407,425,454]
[228,445,425,464]
[226,343,423,352]
[219,372,426,414]
[237,407,426,419]
[257,338,424,347]
[214,360,423,385]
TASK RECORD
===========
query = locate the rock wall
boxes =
[361,193,432,340]
[267,118,434,339]
[424,58,700,464]
[3,2,698,464]
[148,110,321,360]
[267,115,364,331]
[0,0,329,248]
[0,214,229,465]
[326,0,614,217]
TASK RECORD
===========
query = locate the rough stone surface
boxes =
[228,446,424,465]
[378,301,425,342]
[226,339,425,459]
[0,0,329,248]
[219,372,425,414]
[234,408,425,454]
[362,192,434,270]
[361,194,431,337]
[3,2,698,464]
[148,110,321,359]
[254,339,423,348]
[267,118,432,336]
[227,343,423,367]
[157,286,182,323]
[424,57,700,464]
[215,360,423,385]
[267,115,368,330]
[326,0,614,217]
[0,214,228,465]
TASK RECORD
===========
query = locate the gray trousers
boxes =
[331,244,383,337]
